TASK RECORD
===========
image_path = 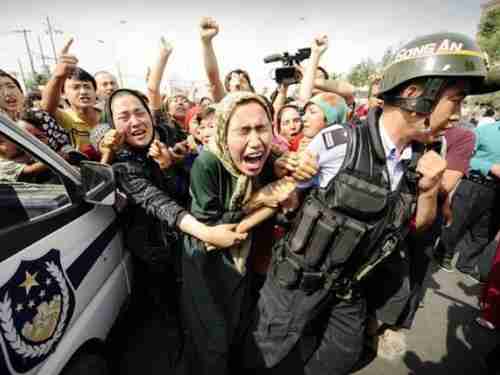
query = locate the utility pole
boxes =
[38,36,49,74]
[12,29,37,78]
[17,59,27,91]
[45,16,60,62]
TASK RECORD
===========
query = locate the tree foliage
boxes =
[24,73,49,92]
[347,58,378,87]
[478,8,500,63]
[378,47,396,70]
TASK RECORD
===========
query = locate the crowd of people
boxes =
[1,17,500,375]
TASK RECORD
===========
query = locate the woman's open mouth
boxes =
[242,151,266,172]
[131,129,146,138]
[4,97,17,108]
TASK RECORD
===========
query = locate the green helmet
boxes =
[379,32,491,114]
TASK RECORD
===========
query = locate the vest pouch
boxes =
[304,215,339,268]
[289,198,321,254]
[327,216,368,267]
[273,256,302,289]
[392,192,415,228]
[331,172,388,218]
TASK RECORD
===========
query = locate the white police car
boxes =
[0,113,132,375]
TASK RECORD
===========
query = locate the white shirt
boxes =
[378,118,413,190]
[477,116,496,127]
[301,118,412,191]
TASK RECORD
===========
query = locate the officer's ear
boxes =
[400,83,424,99]
[399,77,427,99]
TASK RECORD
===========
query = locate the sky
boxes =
[0,0,483,94]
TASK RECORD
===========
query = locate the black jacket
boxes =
[113,122,190,265]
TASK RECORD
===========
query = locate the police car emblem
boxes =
[0,249,75,373]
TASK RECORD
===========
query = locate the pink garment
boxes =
[480,240,500,327]
[272,134,290,154]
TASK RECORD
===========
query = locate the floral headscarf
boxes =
[207,92,272,274]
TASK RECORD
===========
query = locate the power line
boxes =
[43,16,63,62]
[11,29,37,77]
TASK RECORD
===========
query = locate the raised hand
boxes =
[100,128,125,155]
[148,139,173,170]
[200,17,219,43]
[312,33,328,57]
[159,36,173,58]
[54,38,78,79]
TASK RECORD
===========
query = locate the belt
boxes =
[465,173,499,189]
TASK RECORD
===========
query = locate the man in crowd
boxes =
[41,38,101,160]
[447,109,500,281]
[95,70,119,101]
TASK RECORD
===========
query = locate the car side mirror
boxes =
[80,161,116,206]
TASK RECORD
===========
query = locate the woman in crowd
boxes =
[0,70,24,121]
[179,91,296,375]
[107,89,246,347]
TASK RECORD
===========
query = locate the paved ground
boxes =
[354,261,498,375]
[110,259,499,375]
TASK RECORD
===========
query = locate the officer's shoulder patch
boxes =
[321,127,349,150]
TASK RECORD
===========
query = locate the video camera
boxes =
[264,48,311,85]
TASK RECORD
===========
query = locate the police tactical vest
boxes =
[274,112,423,297]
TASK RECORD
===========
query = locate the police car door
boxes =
[0,114,130,375]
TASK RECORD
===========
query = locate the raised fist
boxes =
[312,34,328,56]
[200,17,219,43]
[416,150,447,193]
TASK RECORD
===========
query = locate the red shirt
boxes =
[444,127,475,175]
[289,133,304,152]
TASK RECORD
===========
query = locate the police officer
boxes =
[244,32,497,375]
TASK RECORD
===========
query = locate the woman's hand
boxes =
[292,151,318,181]
[204,223,248,250]
[148,139,173,170]
[245,177,297,213]
[100,129,125,155]
[274,151,299,178]
[168,140,191,162]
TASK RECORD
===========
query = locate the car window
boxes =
[0,138,71,233]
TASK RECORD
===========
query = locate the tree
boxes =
[347,58,378,87]
[378,47,396,71]
[24,73,49,92]
[478,8,500,63]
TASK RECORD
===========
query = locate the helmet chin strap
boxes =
[384,78,446,115]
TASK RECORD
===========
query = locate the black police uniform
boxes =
[244,109,422,375]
